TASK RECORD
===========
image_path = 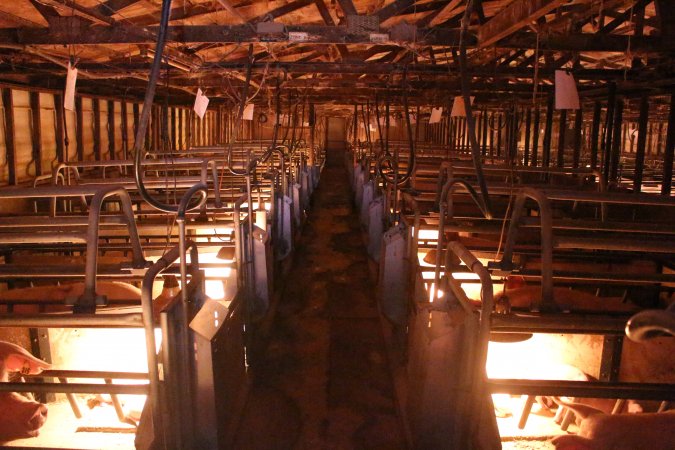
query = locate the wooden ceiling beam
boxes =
[477,0,569,48]
[0,61,651,81]
[251,0,314,23]
[599,0,651,34]
[2,25,672,53]
[215,0,248,25]
[92,0,140,17]
[336,0,357,17]
[376,0,417,23]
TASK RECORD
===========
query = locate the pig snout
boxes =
[0,393,48,441]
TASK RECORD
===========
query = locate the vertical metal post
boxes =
[531,108,540,167]
[524,108,531,166]
[572,108,582,169]
[609,99,624,184]
[557,108,567,168]
[602,83,617,182]
[662,94,675,195]
[543,93,554,167]
[634,95,649,193]
[590,101,601,170]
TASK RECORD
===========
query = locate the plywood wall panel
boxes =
[12,89,33,182]
[81,98,94,161]
[39,93,57,174]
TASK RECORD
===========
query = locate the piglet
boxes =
[551,399,675,450]
[0,341,50,442]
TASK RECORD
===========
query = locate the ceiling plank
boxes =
[477,0,569,48]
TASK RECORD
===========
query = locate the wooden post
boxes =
[2,88,16,185]
[572,108,583,169]
[107,100,115,159]
[543,93,554,167]
[609,99,624,184]
[75,96,84,161]
[524,108,531,166]
[120,101,128,160]
[634,95,649,193]
[590,101,601,169]
[54,93,65,163]
[29,91,42,175]
[662,94,675,196]
[92,98,101,160]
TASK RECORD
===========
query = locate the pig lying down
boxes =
[0,341,50,441]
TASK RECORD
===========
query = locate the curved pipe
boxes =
[626,306,675,342]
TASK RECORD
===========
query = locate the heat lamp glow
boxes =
[486,334,597,441]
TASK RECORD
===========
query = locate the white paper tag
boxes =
[193,88,209,119]
[243,103,254,120]
[451,96,475,117]
[429,107,443,124]
[555,70,580,110]
[64,63,77,111]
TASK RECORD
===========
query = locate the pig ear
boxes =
[0,341,50,375]
[551,434,594,450]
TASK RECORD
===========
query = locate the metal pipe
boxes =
[0,313,143,327]
[487,379,675,401]
[0,381,148,395]
[626,306,675,342]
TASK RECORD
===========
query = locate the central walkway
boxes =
[234,146,406,449]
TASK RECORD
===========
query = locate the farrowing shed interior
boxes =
[0,0,673,449]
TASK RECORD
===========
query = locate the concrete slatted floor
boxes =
[234,148,406,449]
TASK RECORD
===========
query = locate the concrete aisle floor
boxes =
[233,148,406,450]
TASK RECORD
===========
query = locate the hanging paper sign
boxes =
[64,62,78,112]
[243,103,255,120]
[451,96,475,117]
[555,70,580,110]
[193,88,209,119]
[429,107,443,124]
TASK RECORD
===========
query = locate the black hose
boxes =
[226,45,255,176]
[459,0,493,219]
[132,0,206,213]
[375,68,415,187]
